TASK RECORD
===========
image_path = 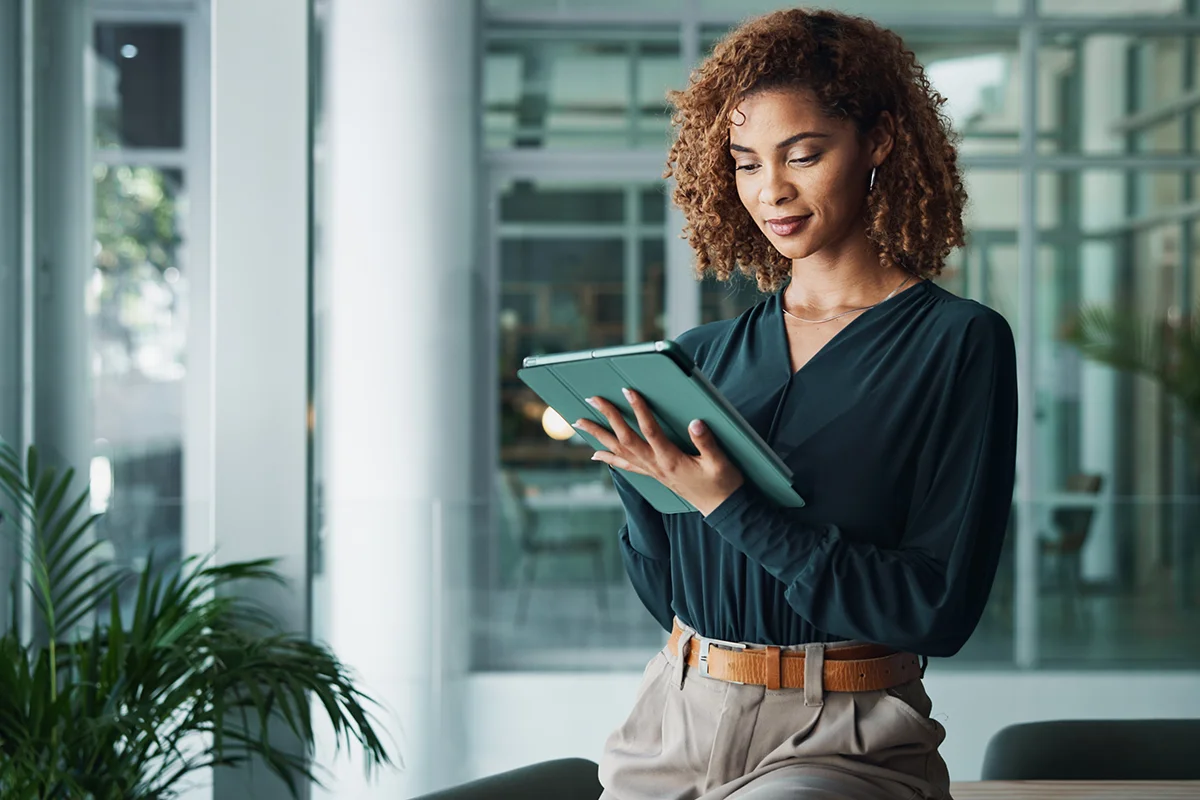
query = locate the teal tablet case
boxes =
[517,340,805,515]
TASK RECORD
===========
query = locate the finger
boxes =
[688,419,726,463]
[587,396,641,448]
[591,450,642,474]
[623,388,672,452]
[573,418,619,452]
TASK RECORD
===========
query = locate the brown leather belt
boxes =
[667,620,921,693]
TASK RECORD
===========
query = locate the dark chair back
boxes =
[413,758,602,800]
[982,720,1200,781]
[1051,473,1102,552]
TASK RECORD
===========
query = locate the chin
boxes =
[767,237,818,261]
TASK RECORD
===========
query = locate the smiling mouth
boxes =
[765,215,811,236]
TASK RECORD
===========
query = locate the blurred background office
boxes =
[3,0,1200,797]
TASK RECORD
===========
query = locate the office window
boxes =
[1032,169,1200,664]
[94,24,184,149]
[480,178,668,670]
[480,6,1200,671]
[485,34,681,149]
[90,18,195,611]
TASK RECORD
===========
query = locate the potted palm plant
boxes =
[0,440,391,798]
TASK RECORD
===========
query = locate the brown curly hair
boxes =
[665,8,966,292]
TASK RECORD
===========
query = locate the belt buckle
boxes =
[696,636,746,683]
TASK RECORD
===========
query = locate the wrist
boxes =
[691,473,745,517]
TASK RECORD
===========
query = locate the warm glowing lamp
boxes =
[541,406,576,441]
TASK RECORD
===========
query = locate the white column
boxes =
[209,0,311,797]
[318,0,479,796]
[32,0,92,488]
[1077,36,1126,584]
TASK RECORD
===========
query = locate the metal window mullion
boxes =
[497,222,660,238]
[625,185,641,343]
[485,151,1200,174]
[661,1,702,342]
[486,148,667,181]
[91,6,192,25]
[93,148,189,169]
[627,41,638,147]
[1174,3,1196,609]
[1110,86,1200,134]
[1015,6,1039,670]
[1040,17,1200,34]
[487,10,1200,33]
[18,0,35,646]
[962,153,1200,169]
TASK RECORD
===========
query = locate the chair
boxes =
[981,720,1200,780]
[1039,473,1103,626]
[412,758,602,800]
[495,469,608,625]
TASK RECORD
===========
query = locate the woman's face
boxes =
[729,87,888,262]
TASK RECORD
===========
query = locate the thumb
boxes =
[688,419,719,459]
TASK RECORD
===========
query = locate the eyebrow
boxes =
[729,131,829,154]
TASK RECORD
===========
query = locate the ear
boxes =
[867,111,896,167]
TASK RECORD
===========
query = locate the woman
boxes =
[572,8,1017,800]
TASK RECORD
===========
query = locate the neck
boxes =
[784,228,906,313]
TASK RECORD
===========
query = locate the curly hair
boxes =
[665,9,966,292]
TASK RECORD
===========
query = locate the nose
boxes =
[757,164,796,208]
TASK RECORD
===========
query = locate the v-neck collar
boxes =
[769,278,931,380]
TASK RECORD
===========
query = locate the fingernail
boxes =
[586,397,600,408]
[689,419,705,434]
[573,420,585,428]
[621,387,633,401]
[590,453,600,461]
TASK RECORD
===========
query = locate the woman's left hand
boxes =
[575,389,744,517]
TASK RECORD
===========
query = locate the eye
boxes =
[734,163,760,173]
[788,154,820,166]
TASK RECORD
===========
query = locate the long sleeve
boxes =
[701,310,1017,657]
[612,470,675,631]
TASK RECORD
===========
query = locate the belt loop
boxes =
[764,646,781,691]
[804,643,825,707]
[674,629,695,691]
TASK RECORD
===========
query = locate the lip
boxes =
[764,215,811,236]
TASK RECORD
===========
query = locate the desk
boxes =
[950,781,1200,798]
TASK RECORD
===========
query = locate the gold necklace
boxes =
[782,275,913,325]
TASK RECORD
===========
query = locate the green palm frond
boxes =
[0,438,394,798]
[1066,306,1200,428]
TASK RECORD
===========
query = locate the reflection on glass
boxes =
[94,24,184,149]
[89,165,186,597]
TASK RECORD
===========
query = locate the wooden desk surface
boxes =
[951,781,1200,799]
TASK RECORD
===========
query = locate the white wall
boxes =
[465,670,1200,782]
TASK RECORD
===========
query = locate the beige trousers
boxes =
[599,622,951,800]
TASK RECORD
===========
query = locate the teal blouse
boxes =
[612,279,1017,657]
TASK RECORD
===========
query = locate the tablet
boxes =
[517,340,805,515]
